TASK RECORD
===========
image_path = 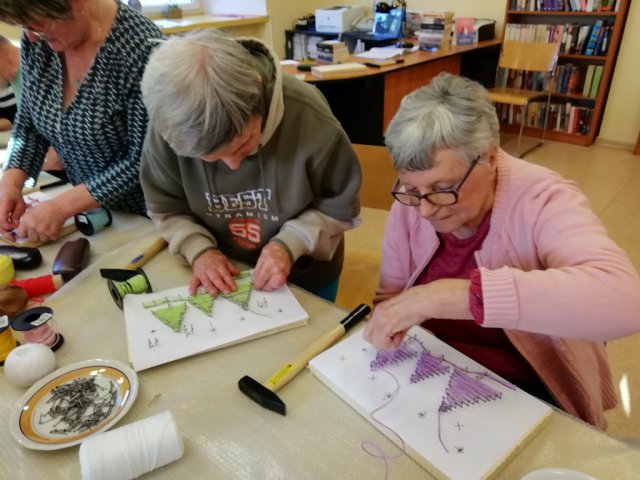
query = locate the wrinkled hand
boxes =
[253,242,292,291]
[0,183,26,239]
[14,199,69,244]
[364,287,432,351]
[190,249,241,296]
[364,279,471,351]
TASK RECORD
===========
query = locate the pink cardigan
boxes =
[377,149,640,428]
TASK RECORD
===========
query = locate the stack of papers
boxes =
[355,47,407,59]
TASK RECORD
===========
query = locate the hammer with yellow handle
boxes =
[238,303,371,415]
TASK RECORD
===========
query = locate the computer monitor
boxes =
[371,8,403,39]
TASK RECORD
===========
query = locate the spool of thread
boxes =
[107,269,152,310]
[11,274,62,297]
[79,410,184,480]
[0,316,18,366]
[75,207,112,236]
[3,343,56,387]
[10,306,64,351]
[0,254,15,285]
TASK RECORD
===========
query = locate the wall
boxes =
[597,0,640,147]
[265,0,314,63]
[206,0,266,14]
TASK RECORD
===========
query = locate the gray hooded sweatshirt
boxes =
[140,38,362,291]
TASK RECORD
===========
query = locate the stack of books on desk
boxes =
[315,40,350,63]
[418,11,454,51]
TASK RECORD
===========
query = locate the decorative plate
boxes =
[10,359,138,450]
[522,468,599,480]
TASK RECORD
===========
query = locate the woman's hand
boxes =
[14,199,69,243]
[253,242,292,291]
[0,170,28,238]
[364,279,472,351]
[0,184,26,239]
[190,249,240,296]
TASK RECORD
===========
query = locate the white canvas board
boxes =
[308,326,551,480]
[123,272,308,371]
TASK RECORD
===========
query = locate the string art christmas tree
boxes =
[142,271,256,333]
[371,346,503,413]
[150,303,187,333]
[370,340,505,453]
[188,293,214,316]
[219,271,253,309]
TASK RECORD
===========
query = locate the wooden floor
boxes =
[335,138,640,440]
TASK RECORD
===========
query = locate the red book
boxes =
[567,65,582,94]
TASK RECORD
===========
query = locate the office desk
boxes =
[1,214,639,479]
[281,39,501,145]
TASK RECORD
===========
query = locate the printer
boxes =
[315,5,365,33]
[474,19,496,42]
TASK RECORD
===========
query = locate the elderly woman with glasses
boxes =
[0,0,164,244]
[363,73,640,429]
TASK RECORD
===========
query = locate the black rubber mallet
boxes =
[238,303,371,415]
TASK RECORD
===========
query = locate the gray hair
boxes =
[385,73,500,171]
[0,0,73,25]
[141,29,261,157]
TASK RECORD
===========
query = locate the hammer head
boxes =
[238,375,286,415]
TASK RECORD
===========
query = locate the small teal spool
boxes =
[75,207,112,236]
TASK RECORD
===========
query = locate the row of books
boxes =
[496,62,604,99]
[315,40,349,64]
[552,63,604,97]
[505,21,612,56]
[496,101,594,135]
[509,0,619,11]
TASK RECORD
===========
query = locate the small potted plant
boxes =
[163,1,183,19]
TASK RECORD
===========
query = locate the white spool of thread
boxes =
[79,410,184,480]
[3,343,56,387]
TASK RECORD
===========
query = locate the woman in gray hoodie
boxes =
[140,29,362,301]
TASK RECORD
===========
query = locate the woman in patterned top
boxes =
[0,0,164,244]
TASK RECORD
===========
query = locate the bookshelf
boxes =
[499,1,631,146]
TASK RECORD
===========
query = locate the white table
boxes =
[1,214,639,479]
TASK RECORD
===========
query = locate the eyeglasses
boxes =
[391,156,480,207]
